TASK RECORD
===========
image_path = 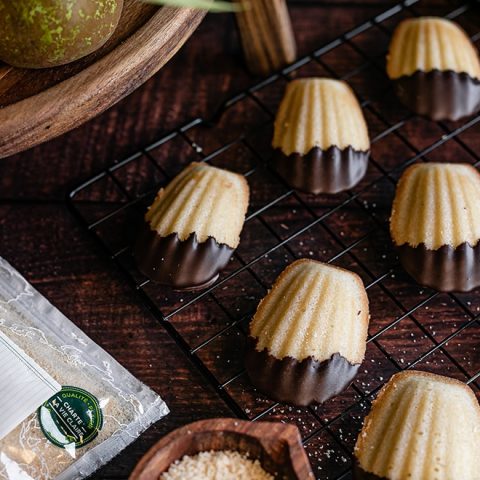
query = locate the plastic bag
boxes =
[0,257,169,480]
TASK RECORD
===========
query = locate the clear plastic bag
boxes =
[0,257,169,480]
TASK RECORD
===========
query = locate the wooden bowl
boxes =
[129,418,314,479]
[0,1,206,159]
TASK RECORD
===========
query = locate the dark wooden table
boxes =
[1,1,479,479]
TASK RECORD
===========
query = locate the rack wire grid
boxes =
[68,0,480,478]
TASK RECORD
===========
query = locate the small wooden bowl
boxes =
[129,418,314,479]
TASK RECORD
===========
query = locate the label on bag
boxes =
[38,386,104,450]
[0,331,61,441]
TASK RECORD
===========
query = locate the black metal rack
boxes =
[68,1,480,477]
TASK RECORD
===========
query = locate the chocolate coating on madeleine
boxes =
[272,145,369,194]
[245,337,359,406]
[135,162,249,289]
[272,78,370,194]
[246,260,369,405]
[387,18,480,121]
[397,242,480,292]
[394,70,480,121]
[391,163,480,291]
[134,227,233,290]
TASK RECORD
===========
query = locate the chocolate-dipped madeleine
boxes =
[354,371,480,480]
[245,259,369,406]
[391,162,480,292]
[134,162,249,290]
[387,17,480,121]
[272,78,370,194]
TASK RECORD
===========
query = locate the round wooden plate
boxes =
[0,1,206,159]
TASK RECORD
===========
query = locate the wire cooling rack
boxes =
[68,0,480,477]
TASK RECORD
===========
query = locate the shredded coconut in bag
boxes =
[0,257,168,480]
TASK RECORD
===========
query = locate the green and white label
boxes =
[38,386,103,449]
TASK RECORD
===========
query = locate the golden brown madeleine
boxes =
[390,162,480,291]
[245,259,369,406]
[134,162,249,290]
[272,78,370,194]
[387,17,480,120]
[354,371,480,480]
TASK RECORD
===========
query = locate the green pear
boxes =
[0,0,124,69]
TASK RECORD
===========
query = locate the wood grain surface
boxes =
[0,1,206,158]
[0,1,479,479]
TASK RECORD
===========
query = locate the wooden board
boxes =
[0,1,206,159]
[129,418,314,479]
